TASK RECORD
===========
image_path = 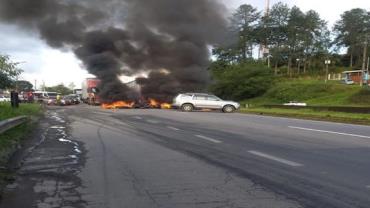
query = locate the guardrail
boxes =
[263,105,370,114]
[0,116,28,134]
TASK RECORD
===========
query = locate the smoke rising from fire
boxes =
[0,0,227,102]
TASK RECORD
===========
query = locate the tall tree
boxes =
[333,9,370,68]
[260,2,290,74]
[0,55,22,89]
[230,4,260,61]
[286,6,306,76]
[301,10,330,74]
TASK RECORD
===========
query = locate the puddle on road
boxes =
[48,111,82,158]
[2,110,86,208]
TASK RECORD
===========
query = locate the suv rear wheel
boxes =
[181,104,194,112]
[222,105,236,113]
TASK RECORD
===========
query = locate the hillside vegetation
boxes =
[243,79,370,107]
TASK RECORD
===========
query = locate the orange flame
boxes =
[148,98,171,109]
[148,98,159,108]
[160,103,172,109]
[102,101,135,109]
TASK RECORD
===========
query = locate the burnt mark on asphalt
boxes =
[0,109,86,208]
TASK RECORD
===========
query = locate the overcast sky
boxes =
[1,0,369,89]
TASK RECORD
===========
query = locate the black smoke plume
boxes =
[0,0,227,102]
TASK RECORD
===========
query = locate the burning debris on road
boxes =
[0,0,228,103]
[101,99,172,110]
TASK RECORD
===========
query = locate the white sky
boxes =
[0,0,369,89]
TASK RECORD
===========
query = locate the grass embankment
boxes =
[241,79,370,125]
[0,103,42,159]
[243,79,370,106]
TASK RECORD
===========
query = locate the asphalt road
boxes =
[1,105,370,208]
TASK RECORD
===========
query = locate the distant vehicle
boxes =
[82,78,101,105]
[343,79,355,85]
[284,101,307,106]
[43,92,58,105]
[64,95,80,105]
[70,94,81,104]
[172,93,240,113]
[0,95,10,102]
[34,91,57,103]
[60,96,73,106]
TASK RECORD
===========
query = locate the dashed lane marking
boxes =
[195,135,222,144]
[248,150,304,167]
[146,119,159,124]
[167,126,180,131]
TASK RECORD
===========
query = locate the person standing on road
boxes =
[56,94,61,105]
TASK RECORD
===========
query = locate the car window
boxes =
[194,96,207,100]
[207,96,220,101]
[47,93,58,97]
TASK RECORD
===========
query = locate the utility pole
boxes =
[260,0,271,67]
[366,56,369,85]
[360,40,368,86]
[265,0,270,16]
[325,59,331,83]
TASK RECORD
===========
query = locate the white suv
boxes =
[173,93,240,113]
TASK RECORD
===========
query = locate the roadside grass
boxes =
[242,79,369,107]
[0,102,42,121]
[0,102,42,151]
[0,103,42,193]
[240,107,370,126]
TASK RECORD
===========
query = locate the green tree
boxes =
[0,55,22,89]
[301,10,330,74]
[286,6,306,76]
[16,80,33,91]
[333,9,370,68]
[230,4,260,61]
[45,84,73,95]
[259,2,290,74]
[209,63,274,101]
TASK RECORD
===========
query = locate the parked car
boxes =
[172,93,240,113]
[0,95,10,102]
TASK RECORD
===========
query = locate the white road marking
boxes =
[195,135,222,144]
[134,116,143,120]
[146,119,159,124]
[289,126,370,139]
[167,126,180,131]
[248,150,304,167]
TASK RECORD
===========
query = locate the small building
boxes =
[342,70,369,85]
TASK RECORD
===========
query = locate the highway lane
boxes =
[68,106,303,208]
[2,105,370,208]
[82,106,370,208]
